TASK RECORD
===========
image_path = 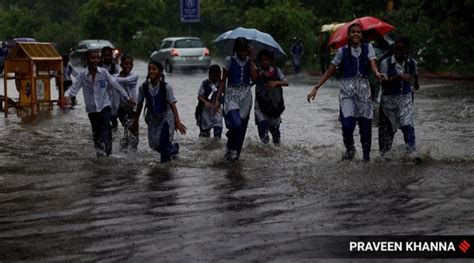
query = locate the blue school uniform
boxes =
[137,80,179,163]
[223,55,253,159]
[331,43,376,160]
[378,55,418,154]
[197,79,223,138]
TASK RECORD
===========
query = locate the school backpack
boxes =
[255,69,285,117]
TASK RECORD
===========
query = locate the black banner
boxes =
[302,236,473,258]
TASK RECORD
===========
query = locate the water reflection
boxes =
[145,167,178,215]
[0,62,473,260]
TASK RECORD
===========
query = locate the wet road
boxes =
[0,60,473,261]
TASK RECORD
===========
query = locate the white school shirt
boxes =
[113,72,139,108]
[65,67,130,113]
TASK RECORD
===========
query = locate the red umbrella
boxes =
[327,16,395,49]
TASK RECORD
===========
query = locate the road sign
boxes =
[181,0,200,23]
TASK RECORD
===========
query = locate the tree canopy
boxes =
[0,0,472,70]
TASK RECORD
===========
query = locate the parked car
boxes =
[7,37,37,49]
[150,37,211,73]
[70,39,119,67]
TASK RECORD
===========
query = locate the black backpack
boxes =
[255,70,285,117]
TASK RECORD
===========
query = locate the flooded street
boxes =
[0,60,473,261]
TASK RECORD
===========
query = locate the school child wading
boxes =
[216,37,257,161]
[65,50,135,157]
[129,61,187,163]
[254,49,289,145]
[58,54,78,105]
[378,36,419,156]
[113,55,139,151]
[307,23,383,162]
[196,64,223,139]
[99,46,120,130]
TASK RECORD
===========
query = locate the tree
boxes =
[0,8,48,38]
[244,0,317,63]
[79,0,165,54]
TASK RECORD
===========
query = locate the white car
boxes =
[150,37,211,73]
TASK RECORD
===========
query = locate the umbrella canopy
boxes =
[214,27,286,57]
[328,16,395,49]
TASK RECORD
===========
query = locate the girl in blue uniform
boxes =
[307,23,383,161]
[129,61,187,163]
[216,37,257,161]
[196,64,223,139]
[378,36,419,156]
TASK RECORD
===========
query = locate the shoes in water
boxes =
[224,150,239,161]
[341,149,355,161]
[405,145,416,155]
[95,148,107,158]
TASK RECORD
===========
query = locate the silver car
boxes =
[150,37,211,73]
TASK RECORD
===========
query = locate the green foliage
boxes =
[79,0,165,55]
[380,0,474,70]
[34,22,81,54]
[0,8,48,38]
[1,0,472,71]
[244,0,316,64]
[129,27,168,58]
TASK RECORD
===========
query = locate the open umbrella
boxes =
[214,27,286,57]
[328,16,395,49]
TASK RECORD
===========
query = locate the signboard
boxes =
[181,0,200,23]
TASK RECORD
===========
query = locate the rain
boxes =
[1,0,473,261]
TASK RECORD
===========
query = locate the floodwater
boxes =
[0,60,473,261]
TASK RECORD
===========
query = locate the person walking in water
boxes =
[254,49,289,145]
[290,37,304,74]
[307,23,383,162]
[58,54,79,105]
[113,54,139,152]
[99,46,120,130]
[196,64,223,139]
[65,50,135,157]
[378,36,419,157]
[129,60,187,163]
[216,37,257,161]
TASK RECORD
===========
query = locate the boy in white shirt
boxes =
[65,50,134,157]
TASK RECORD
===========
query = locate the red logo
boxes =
[459,240,470,253]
